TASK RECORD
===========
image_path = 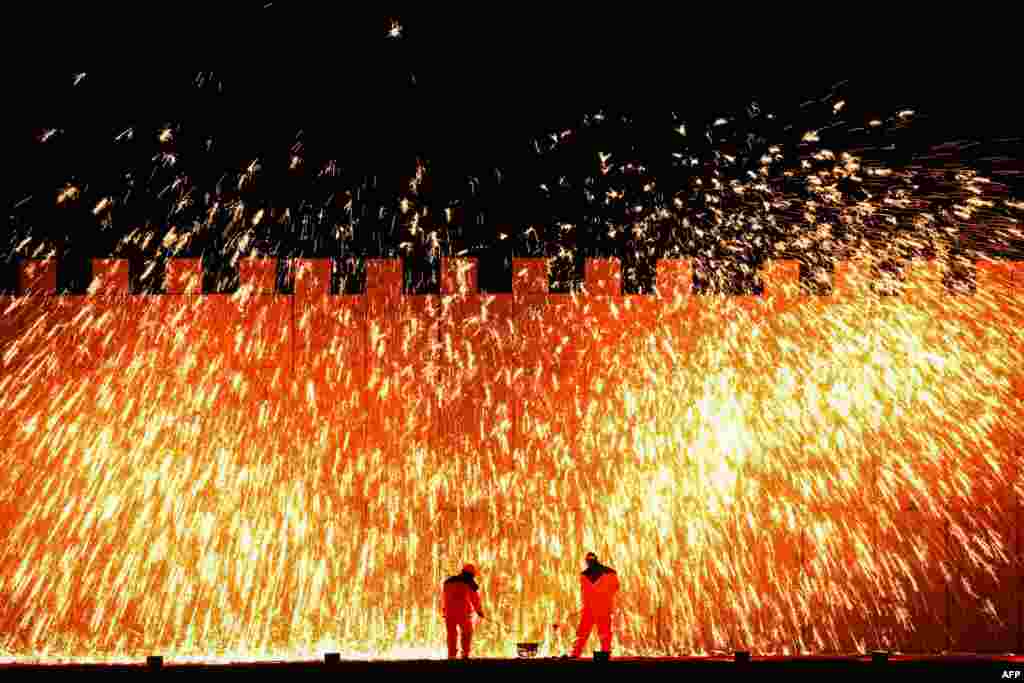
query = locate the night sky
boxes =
[8,8,1023,295]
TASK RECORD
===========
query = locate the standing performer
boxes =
[567,552,620,658]
[441,563,485,659]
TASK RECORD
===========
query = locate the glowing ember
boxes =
[3,64,1023,661]
[1,245,1021,660]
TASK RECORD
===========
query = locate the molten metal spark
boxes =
[3,85,1024,662]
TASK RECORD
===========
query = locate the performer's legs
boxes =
[596,612,613,652]
[460,618,474,658]
[571,610,595,658]
[445,618,458,659]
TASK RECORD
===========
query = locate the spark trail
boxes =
[2,76,1023,661]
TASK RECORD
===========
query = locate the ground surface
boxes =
[2,654,1021,679]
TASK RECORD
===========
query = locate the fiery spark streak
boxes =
[1,249,1021,660]
[2,88,1023,661]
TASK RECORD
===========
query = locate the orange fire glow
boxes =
[0,246,1021,662]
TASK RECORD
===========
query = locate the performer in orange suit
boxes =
[441,563,485,659]
[568,552,620,658]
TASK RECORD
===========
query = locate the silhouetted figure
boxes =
[567,552,620,658]
[441,563,485,659]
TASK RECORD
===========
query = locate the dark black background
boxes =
[6,7,1021,294]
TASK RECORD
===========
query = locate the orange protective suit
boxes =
[571,562,620,657]
[442,571,483,659]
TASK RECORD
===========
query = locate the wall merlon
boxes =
[165,258,203,294]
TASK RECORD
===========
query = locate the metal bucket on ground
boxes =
[517,642,539,658]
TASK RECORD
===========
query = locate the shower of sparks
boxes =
[2,69,1024,664]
